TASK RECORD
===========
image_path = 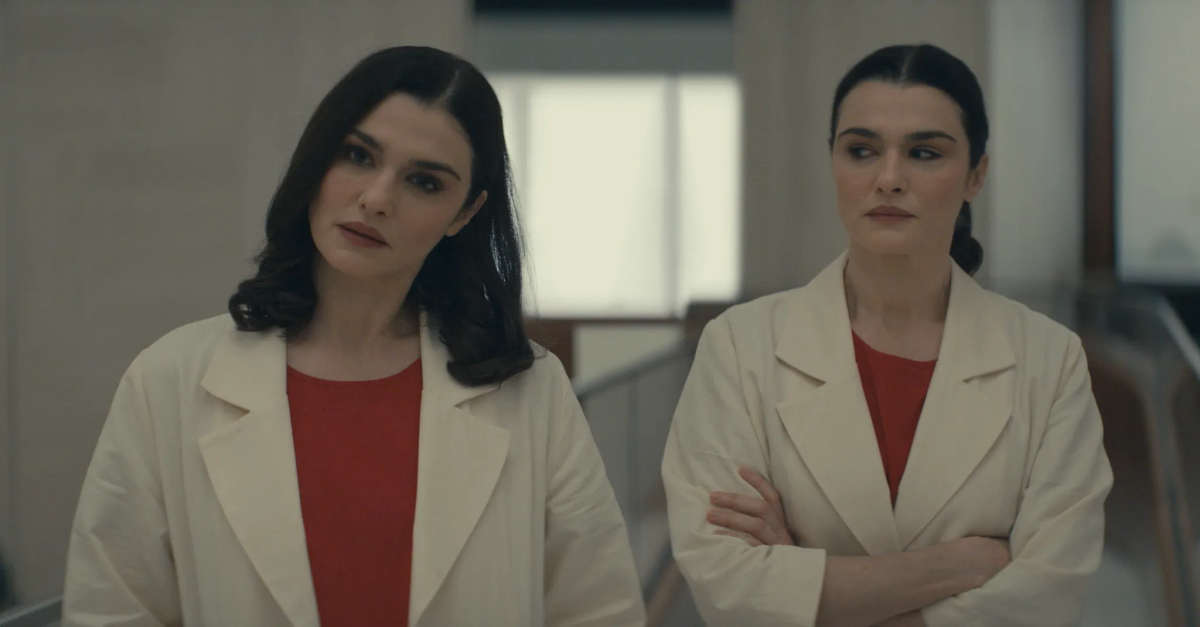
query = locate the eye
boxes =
[408,173,444,193]
[847,145,875,160]
[910,147,942,160]
[340,143,373,167]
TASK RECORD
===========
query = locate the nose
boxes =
[358,173,396,216]
[874,150,908,195]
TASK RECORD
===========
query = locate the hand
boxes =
[707,466,795,547]
[941,536,1011,589]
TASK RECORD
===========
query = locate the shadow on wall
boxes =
[0,554,14,612]
[1164,289,1200,344]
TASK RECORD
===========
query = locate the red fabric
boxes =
[287,360,422,626]
[852,334,937,506]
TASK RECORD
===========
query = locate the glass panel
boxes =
[487,72,742,318]
[678,76,741,311]
[996,280,1200,625]
[577,347,694,587]
[524,76,670,317]
[1115,0,1200,283]
[580,382,636,520]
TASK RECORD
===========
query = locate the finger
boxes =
[707,508,770,544]
[739,467,782,506]
[714,529,763,547]
[710,491,771,517]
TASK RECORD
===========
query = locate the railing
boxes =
[1088,287,1200,626]
[574,347,694,600]
[0,597,59,627]
[578,281,1200,627]
[4,284,1198,627]
[0,344,701,627]
[989,281,1200,626]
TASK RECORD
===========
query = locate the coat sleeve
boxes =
[62,356,181,627]
[543,358,648,627]
[662,318,828,627]
[922,333,1113,626]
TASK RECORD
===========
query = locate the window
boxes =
[491,73,741,317]
[1116,0,1200,282]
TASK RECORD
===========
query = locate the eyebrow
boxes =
[836,127,958,143]
[348,129,463,181]
[349,129,382,151]
[412,160,462,181]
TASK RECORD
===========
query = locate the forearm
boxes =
[920,558,1095,627]
[816,547,972,627]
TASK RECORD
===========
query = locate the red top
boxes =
[852,334,937,506]
[287,360,422,626]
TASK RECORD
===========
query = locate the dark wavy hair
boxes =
[229,46,534,386]
[829,44,988,275]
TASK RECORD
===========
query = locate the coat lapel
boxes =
[775,254,902,556]
[196,316,513,627]
[409,317,510,626]
[893,265,1015,548]
[197,323,319,627]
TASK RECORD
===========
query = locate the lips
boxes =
[867,205,914,218]
[339,222,387,245]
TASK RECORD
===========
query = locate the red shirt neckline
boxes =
[288,358,423,625]
[852,332,937,506]
[286,358,421,385]
[851,333,938,368]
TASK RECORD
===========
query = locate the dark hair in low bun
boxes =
[950,201,983,275]
[830,44,988,276]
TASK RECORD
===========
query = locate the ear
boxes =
[964,153,989,202]
[445,190,487,237]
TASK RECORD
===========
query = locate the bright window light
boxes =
[491,73,741,318]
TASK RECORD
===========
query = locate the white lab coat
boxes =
[65,314,646,626]
[663,253,1112,626]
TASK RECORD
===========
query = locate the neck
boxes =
[302,260,418,352]
[843,245,952,328]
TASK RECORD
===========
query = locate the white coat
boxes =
[663,254,1113,626]
[64,314,647,626]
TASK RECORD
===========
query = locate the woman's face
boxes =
[830,81,987,260]
[309,92,485,283]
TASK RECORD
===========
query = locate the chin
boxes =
[316,246,395,281]
[854,231,919,257]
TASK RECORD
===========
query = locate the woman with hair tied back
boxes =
[63,46,645,627]
[663,44,1111,627]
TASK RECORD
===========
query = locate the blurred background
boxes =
[1,0,1198,625]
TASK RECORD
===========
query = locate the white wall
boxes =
[1116,0,1200,283]
[0,0,12,585]
[986,0,1084,287]
[0,0,469,602]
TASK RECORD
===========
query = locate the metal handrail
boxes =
[0,596,60,627]
[1142,295,1200,381]
[589,283,1200,626]
[1029,283,1200,626]
[573,344,694,398]
[1120,293,1200,626]
[1088,336,1199,626]
[0,348,698,627]
[5,288,1196,627]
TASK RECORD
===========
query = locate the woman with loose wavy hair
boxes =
[229,45,532,385]
[64,46,645,627]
